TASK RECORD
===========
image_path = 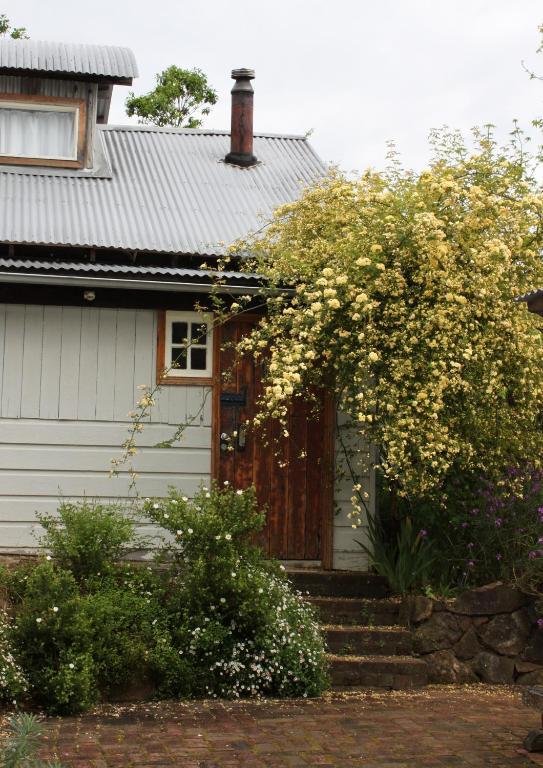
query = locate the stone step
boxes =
[328,654,428,689]
[287,569,388,599]
[309,596,402,626]
[323,625,412,656]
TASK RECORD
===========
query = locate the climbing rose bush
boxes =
[232,130,543,508]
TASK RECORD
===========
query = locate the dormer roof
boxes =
[0,38,138,84]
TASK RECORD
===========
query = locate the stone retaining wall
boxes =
[401,582,543,685]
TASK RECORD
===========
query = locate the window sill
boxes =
[0,155,82,170]
[158,374,214,386]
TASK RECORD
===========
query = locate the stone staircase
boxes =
[288,569,429,690]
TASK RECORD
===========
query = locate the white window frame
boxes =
[0,100,80,161]
[164,310,213,379]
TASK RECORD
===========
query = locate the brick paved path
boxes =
[9,685,543,767]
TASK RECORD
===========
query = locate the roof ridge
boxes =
[99,124,308,141]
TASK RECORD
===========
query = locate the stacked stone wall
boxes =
[402,583,543,684]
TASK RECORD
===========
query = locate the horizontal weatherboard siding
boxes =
[0,304,211,551]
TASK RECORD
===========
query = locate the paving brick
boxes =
[2,686,540,767]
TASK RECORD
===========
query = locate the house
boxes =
[0,38,373,570]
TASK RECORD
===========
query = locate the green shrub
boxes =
[144,484,328,698]
[10,562,98,714]
[3,489,327,712]
[1,712,64,768]
[37,501,139,584]
[0,609,28,705]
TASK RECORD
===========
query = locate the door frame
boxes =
[210,317,335,569]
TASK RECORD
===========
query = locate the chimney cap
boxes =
[231,68,255,80]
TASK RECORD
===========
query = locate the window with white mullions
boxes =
[165,311,213,378]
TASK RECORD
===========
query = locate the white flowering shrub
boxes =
[0,608,27,705]
[144,484,328,698]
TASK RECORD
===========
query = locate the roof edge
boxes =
[100,124,310,141]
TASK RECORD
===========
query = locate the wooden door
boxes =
[213,317,334,565]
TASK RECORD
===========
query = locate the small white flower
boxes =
[36,617,42,624]
[215,534,221,541]
[153,503,159,509]
[46,555,52,561]
[236,489,243,496]
[52,606,59,613]
[182,496,188,502]
[231,572,237,577]
[176,530,183,536]
[258,588,264,594]
[223,480,230,486]
[187,528,193,534]
[220,597,226,604]
[163,513,169,519]
[205,492,211,498]
[224,533,232,541]
[69,663,75,669]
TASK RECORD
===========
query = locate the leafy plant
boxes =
[358,514,435,595]
[0,609,27,705]
[37,501,140,585]
[144,484,328,698]
[125,65,217,128]
[1,713,63,768]
[0,15,28,38]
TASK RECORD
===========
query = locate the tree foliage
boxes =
[0,14,28,38]
[125,65,217,128]
[232,130,543,514]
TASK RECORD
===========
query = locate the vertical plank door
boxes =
[213,317,334,565]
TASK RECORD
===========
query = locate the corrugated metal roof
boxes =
[0,38,138,81]
[0,125,326,256]
[0,258,260,283]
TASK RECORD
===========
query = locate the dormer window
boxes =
[0,94,86,168]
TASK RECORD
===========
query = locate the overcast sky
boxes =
[5,1,543,172]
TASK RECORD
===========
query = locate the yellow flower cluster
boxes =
[236,132,543,504]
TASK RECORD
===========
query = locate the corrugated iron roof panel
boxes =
[0,125,326,256]
[0,258,260,282]
[0,38,138,80]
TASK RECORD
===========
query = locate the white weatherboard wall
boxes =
[0,304,211,551]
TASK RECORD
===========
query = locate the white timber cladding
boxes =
[0,304,211,551]
[0,302,371,570]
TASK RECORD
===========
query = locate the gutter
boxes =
[0,271,281,296]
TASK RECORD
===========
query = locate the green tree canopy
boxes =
[0,13,28,38]
[125,65,217,128]
[231,130,543,514]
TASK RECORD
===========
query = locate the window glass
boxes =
[0,103,78,160]
[190,348,207,370]
[172,321,188,344]
[171,347,187,369]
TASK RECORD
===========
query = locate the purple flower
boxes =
[467,542,474,549]
[496,553,502,561]
[529,551,540,559]
[418,529,428,538]
[468,560,475,567]
[461,522,468,528]
[470,508,479,516]
[495,518,502,527]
